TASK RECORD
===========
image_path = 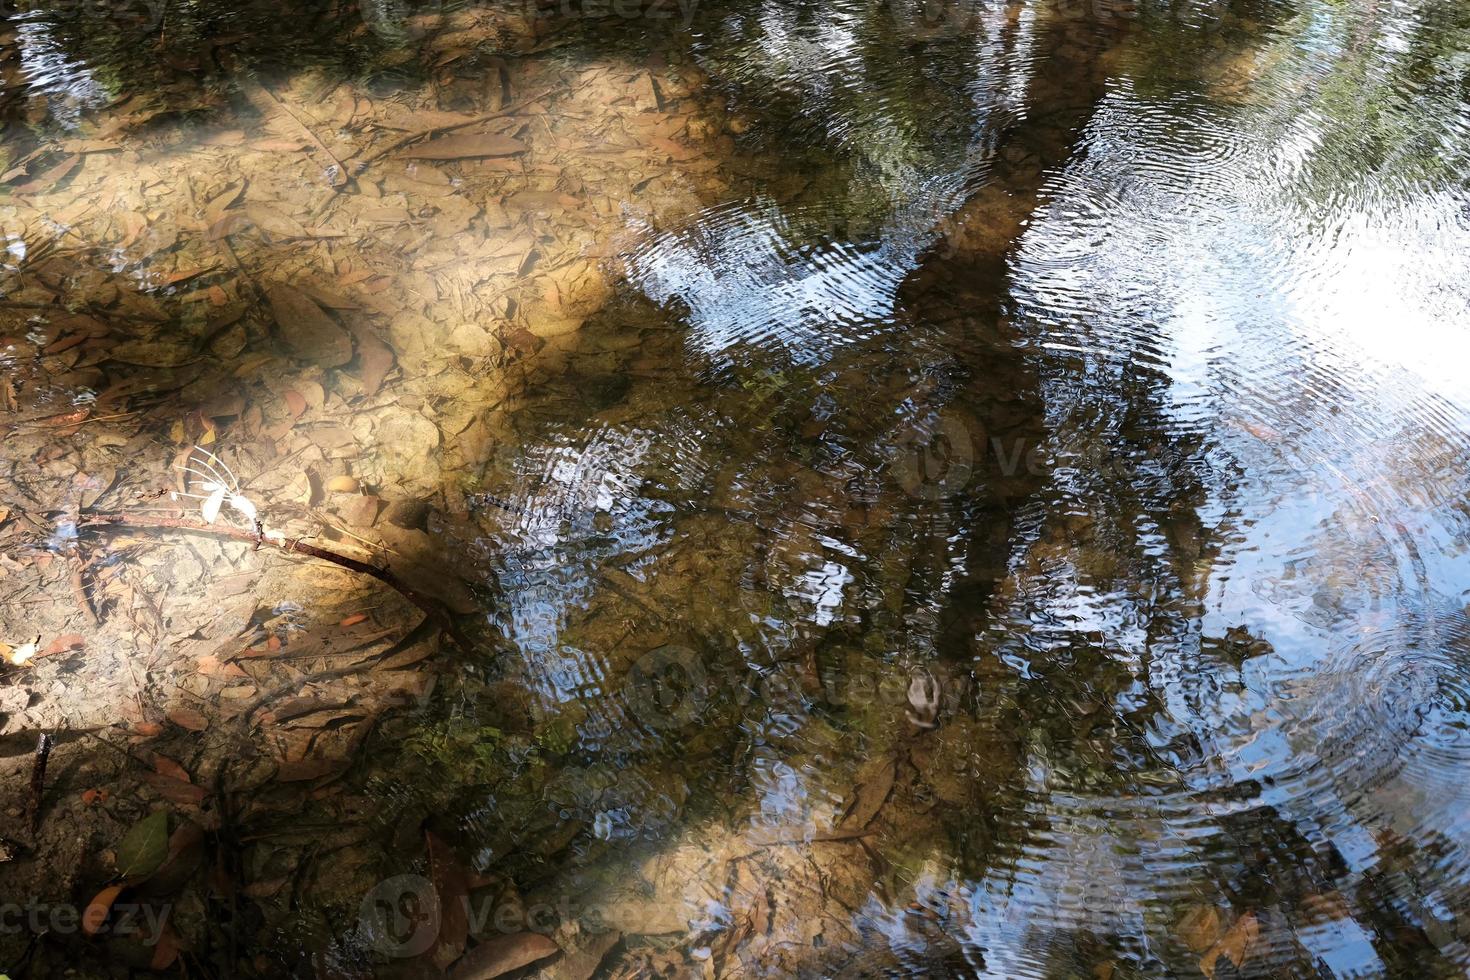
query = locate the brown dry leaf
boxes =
[196,654,248,678]
[207,212,253,240]
[82,883,125,936]
[543,931,620,980]
[259,696,353,725]
[266,284,354,367]
[165,707,209,732]
[141,772,209,806]
[205,179,246,221]
[108,338,198,368]
[245,203,307,239]
[1177,905,1224,952]
[839,754,896,831]
[341,494,381,526]
[504,190,578,213]
[14,153,80,194]
[450,932,560,979]
[354,328,396,396]
[150,924,182,970]
[428,831,470,969]
[200,390,246,418]
[40,633,85,658]
[241,877,289,899]
[283,389,308,418]
[400,133,529,160]
[1200,912,1258,979]
[275,757,343,782]
[152,754,191,783]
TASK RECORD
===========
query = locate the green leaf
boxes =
[116,810,169,880]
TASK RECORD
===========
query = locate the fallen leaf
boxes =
[450,932,560,979]
[196,654,249,678]
[152,754,191,782]
[839,754,896,830]
[165,707,210,732]
[339,612,369,627]
[1201,912,1258,979]
[258,696,353,725]
[82,884,125,936]
[14,153,80,194]
[116,810,169,880]
[241,877,289,899]
[205,179,246,224]
[150,924,182,970]
[354,328,395,396]
[266,284,353,367]
[428,831,470,969]
[399,133,528,160]
[275,758,343,782]
[141,773,209,806]
[544,931,620,980]
[137,821,205,895]
[1177,905,1224,952]
[245,203,307,239]
[41,633,85,657]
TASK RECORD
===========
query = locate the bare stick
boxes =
[29,733,52,834]
[78,513,476,652]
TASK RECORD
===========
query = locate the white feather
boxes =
[228,493,257,523]
[201,488,226,524]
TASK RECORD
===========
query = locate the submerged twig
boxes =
[29,732,52,834]
[77,512,475,652]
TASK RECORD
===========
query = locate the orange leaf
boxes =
[41,633,85,657]
[1201,912,1258,978]
[141,772,209,805]
[152,754,191,783]
[150,924,182,970]
[165,707,209,732]
[339,613,369,627]
[83,884,124,936]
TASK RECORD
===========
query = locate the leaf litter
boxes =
[0,2,770,972]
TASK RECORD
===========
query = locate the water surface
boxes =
[2,0,1470,975]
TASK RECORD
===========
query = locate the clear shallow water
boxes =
[3,0,1470,975]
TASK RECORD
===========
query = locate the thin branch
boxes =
[78,512,476,652]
